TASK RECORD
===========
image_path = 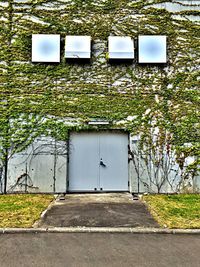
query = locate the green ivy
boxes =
[0,0,199,178]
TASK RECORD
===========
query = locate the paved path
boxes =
[0,233,199,267]
[37,193,159,228]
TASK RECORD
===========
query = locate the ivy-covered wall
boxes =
[0,0,199,193]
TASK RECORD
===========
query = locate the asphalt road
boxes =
[0,233,199,267]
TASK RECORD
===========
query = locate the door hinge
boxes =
[67,180,69,187]
[128,181,130,186]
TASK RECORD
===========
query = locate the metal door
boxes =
[69,131,128,192]
[99,132,128,191]
[69,132,99,191]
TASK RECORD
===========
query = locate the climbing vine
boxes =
[0,0,199,192]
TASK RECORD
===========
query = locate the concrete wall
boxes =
[129,135,200,193]
[6,137,67,193]
[1,0,199,193]
[4,135,200,193]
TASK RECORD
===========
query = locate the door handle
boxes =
[100,159,106,167]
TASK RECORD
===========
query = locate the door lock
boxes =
[100,159,106,167]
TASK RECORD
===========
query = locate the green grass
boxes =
[143,194,200,229]
[0,194,54,228]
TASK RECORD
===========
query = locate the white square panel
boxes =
[108,36,134,59]
[138,35,167,63]
[65,35,91,59]
[32,34,60,63]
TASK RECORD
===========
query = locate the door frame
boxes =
[66,129,130,193]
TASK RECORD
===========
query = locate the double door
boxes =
[69,132,129,192]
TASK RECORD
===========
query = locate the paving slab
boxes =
[36,193,159,228]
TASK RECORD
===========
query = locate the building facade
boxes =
[0,0,199,193]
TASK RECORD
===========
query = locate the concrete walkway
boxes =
[36,193,159,228]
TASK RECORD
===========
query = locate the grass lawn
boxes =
[143,194,200,229]
[0,194,54,228]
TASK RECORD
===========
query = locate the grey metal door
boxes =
[69,132,128,192]
[99,132,128,191]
